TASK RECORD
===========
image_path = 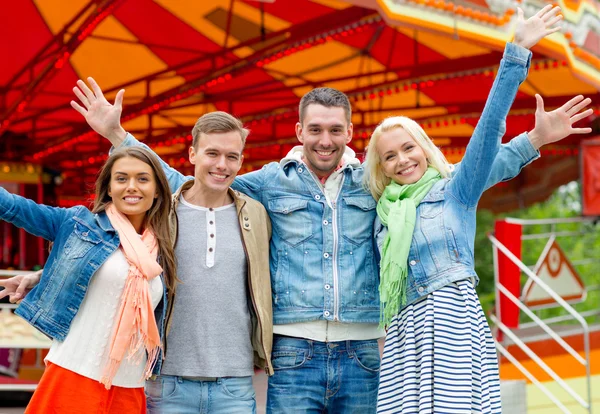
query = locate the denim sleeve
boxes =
[448,42,531,208]
[231,168,267,203]
[452,132,540,191]
[118,133,193,194]
[0,187,74,241]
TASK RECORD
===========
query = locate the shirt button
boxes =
[324,310,330,317]
[209,208,214,211]
[210,234,214,238]
[315,195,321,200]
[323,220,328,225]
[410,260,417,266]
[82,232,88,237]
[209,221,214,225]
[323,253,329,259]
[324,284,331,290]
[209,248,214,252]
[418,286,425,293]
[298,167,303,173]
[244,216,249,221]
[244,223,250,228]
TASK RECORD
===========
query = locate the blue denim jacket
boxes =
[120,51,537,325]
[375,42,533,309]
[0,188,168,367]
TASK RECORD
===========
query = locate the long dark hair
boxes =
[92,147,177,294]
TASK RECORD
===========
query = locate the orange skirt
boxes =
[25,362,146,414]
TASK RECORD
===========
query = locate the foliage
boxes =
[475,181,600,324]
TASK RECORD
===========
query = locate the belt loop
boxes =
[307,339,314,359]
[346,340,352,352]
[177,376,183,384]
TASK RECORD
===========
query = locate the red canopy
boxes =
[1,0,598,210]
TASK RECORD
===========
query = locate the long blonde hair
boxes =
[364,116,454,201]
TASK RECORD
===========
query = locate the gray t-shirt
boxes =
[161,197,253,377]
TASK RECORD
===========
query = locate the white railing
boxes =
[489,224,593,413]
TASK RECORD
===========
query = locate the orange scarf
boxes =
[101,203,163,389]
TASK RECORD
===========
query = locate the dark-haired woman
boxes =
[0,147,176,413]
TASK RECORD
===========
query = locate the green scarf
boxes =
[376,167,441,327]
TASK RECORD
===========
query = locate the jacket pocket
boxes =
[63,220,102,259]
[341,196,377,245]
[419,192,444,219]
[268,197,313,246]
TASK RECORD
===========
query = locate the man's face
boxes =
[189,131,244,195]
[295,104,353,177]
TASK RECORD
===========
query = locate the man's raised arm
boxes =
[71,77,192,192]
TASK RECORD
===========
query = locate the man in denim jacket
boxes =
[71,82,551,413]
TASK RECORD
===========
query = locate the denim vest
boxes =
[0,189,168,365]
[375,42,533,309]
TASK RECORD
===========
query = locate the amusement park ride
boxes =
[0,0,599,412]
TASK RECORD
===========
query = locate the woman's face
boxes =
[376,128,428,185]
[108,156,158,232]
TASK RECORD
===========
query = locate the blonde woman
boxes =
[364,7,592,413]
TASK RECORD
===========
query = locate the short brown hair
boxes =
[191,111,249,149]
[299,88,351,125]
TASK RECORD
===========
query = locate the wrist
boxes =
[527,129,544,150]
[107,127,127,147]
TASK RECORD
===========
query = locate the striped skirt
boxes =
[377,280,502,414]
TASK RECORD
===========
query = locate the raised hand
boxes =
[528,94,593,149]
[71,77,127,147]
[0,270,43,303]
[514,5,562,50]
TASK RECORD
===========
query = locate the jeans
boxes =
[145,375,256,413]
[267,335,380,413]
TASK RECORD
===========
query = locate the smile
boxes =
[209,172,229,180]
[397,164,417,175]
[316,150,334,157]
[123,196,142,203]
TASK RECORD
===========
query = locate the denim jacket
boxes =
[120,82,537,327]
[375,42,533,309]
[0,189,168,355]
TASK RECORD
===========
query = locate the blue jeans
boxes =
[145,375,256,413]
[267,335,380,413]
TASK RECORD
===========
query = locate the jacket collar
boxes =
[95,210,116,233]
[172,179,246,215]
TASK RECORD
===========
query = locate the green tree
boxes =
[475,181,600,323]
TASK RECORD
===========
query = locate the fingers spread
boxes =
[73,86,90,108]
[88,77,106,102]
[535,94,545,112]
[560,95,585,113]
[114,89,125,108]
[567,97,592,116]
[535,4,554,19]
[570,108,593,124]
[571,127,593,134]
[546,14,563,28]
[70,100,87,116]
[77,79,95,102]
[540,5,561,20]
